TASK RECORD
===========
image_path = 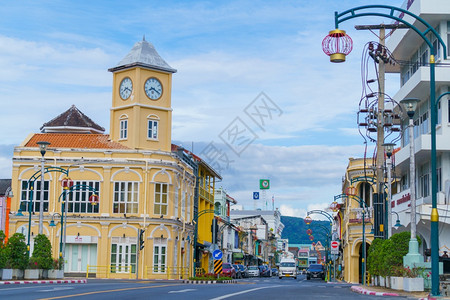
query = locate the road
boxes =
[0,274,411,300]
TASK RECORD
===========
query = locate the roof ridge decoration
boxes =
[40,105,105,134]
[108,38,177,74]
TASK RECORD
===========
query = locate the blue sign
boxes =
[212,249,223,260]
[253,192,259,200]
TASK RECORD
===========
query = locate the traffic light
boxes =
[211,217,219,244]
[139,228,145,250]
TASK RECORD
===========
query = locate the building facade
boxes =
[8,38,211,279]
[338,158,375,284]
[387,0,450,259]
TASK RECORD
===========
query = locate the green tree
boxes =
[0,230,7,268]
[367,238,384,276]
[6,233,28,270]
[386,231,420,268]
[31,234,53,270]
[380,239,395,277]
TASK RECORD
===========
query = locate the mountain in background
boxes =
[280,216,331,245]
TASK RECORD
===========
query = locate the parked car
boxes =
[222,263,236,278]
[247,265,260,277]
[238,264,249,278]
[271,267,279,276]
[232,264,242,279]
[259,265,271,277]
[306,264,325,280]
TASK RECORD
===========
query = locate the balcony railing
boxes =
[199,186,214,203]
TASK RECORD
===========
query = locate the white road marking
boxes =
[210,285,283,300]
[168,288,197,293]
[39,287,75,292]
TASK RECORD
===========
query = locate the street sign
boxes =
[214,259,223,275]
[253,192,259,200]
[331,241,339,255]
[259,179,270,189]
[212,249,223,260]
[331,241,339,249]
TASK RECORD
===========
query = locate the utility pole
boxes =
[355,24,407,239]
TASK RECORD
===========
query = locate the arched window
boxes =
[147,114,159,140]
[215,202,221,215]
[119,114,128,140]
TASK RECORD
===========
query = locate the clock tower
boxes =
[108,37,177,151]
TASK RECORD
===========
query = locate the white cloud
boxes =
[279,204,306,218]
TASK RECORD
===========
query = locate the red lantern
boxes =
[306,229,313,235]
[330,201,340,212]
[345,186,357,196]
[304,216,312,225]
[322,29,353,63]
[309,235,314,241]
[61,177,74,190]
[89,194,99,205]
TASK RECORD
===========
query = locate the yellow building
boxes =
[172,147,220,274]
[8,38,216,279]
[339,157,375,284]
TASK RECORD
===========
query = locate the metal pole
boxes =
[27,183,33,253]
[408,117,417,242]
[63,190,69,259]
[362,209,366,286]
[387,156,392,238]
[430,56,439,296]
[39,155,45,234]
[334,259,336,282]
[59,209,64,255]
[136,230,140,280]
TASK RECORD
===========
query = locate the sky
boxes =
[0,0,406,220]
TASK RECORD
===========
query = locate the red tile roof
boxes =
[25,133,129,150]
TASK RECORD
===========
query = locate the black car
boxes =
[306,264,325,280]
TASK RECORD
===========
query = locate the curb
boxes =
[182,280,236,284]
[0,279,87,285]
[351,286,400,297]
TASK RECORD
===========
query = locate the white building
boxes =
[214,188,239,263]
[230,209,283,266]
[387,0,450,256]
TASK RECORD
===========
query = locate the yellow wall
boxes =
[340,158,375,284]
[110,68,173,152]
[196,164,217,273]
[10,148,196,279]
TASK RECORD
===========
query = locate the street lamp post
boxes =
[382,142,396,238]
[328,5,447,295]
[392,211,402,228]
[49,212,64,256]
[400,98,424,268]
[36,141,50,235]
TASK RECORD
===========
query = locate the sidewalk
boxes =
[350,284,450,299]
[0,278,87,285]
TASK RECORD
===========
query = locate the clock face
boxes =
[144,77,163,100]
[119,77,133,100]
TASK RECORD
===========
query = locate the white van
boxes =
[278,258,297,279]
